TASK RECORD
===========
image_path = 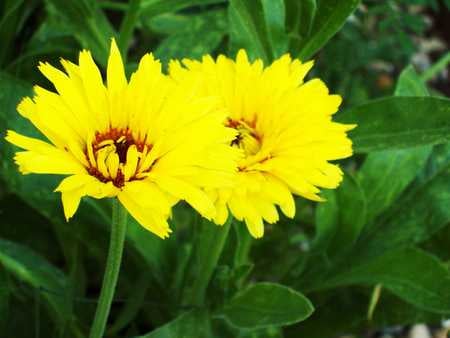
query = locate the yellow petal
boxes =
[6,130,85,175]
[61,189,83,221]
[107,38,127,92]
[118,186,172,239]
[153,175,216,220]
[78,50,109,131]
[57,174,118,220]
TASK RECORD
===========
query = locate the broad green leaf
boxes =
[417,142,450,184]
[313,190,338,253]
[337,96,450,152]
[260,0,288,58]
[319,248,450,313]
[44,0,115,65]
[357,66,432,223]
[285,0,317,55]
[357,147,431,224]
[358,154,450,259]
[140,0,224,17]
[302,143,450,293]
[297,0,317,38]
[297,0,360,60]
[229,0,288,62]
[136,310,211,338]
[222,282,314,329]
[154,10,227,63]
[228,0,272,63]
[314,173,366,255]
[0,238,73,321]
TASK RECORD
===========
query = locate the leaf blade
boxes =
[222,282,314,329]
[337,96,450,152]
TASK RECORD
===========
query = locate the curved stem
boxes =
[188,217,232,307]
[89,199,128,338]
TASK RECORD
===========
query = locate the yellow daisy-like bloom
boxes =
[5,40,238,238]
[170,51,355,238]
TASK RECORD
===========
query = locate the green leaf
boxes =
[395,65,429,96]
[140,0,224,17]
[297,0,360,60]
[260,0,288,58]
[44,0,115,65]
[228,0,288,62]
[136,310,211,338]
[357,147,431,224]
[228,0,272,63]
[222,282,314,329]
[337,96,450,152]
[314,173,366,255]
[320,248,450,313]
[0,0,32,67]
[0,238,73,322]
[285,0,317,55]
[154,10,227,64]
[358,160,450,258]
[356,66,432,223]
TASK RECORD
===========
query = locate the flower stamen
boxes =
[85,128,152,188]
[226,118,262,157]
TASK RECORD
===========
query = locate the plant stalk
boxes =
[188,217,232,307]
[89,199,128,338]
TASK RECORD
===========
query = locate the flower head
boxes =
[170,51,355,238]
[6,40,238,238]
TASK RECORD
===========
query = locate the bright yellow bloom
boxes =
[170,51,355,238]
[5,40,238,238]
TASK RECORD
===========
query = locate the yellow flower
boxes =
[170,50,355,238]
[5,40,238,239]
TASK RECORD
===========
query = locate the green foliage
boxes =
[221,282,314,329]
[136,310,212,338]
[338,96,450,152]
[296,0,360,60]
[0,239,77,335]
[1,0,449,337]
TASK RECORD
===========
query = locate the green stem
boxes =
[118,0,141,61]
[421,52,450,82]
[233,222,253,267]
[89,199,128,338]
[188,217,232,307]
